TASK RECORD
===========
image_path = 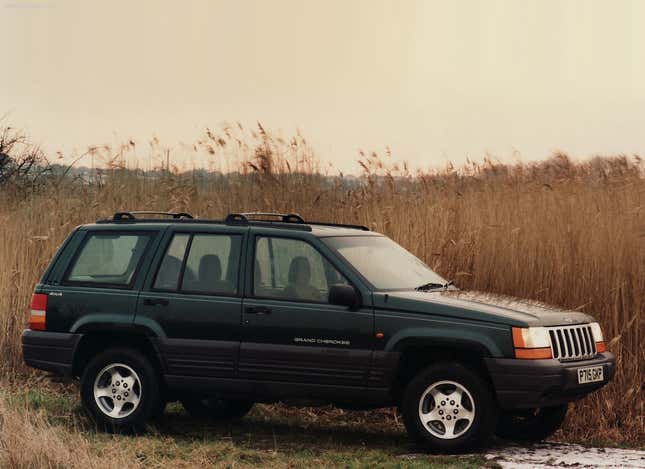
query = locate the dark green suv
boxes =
[22,211,615,452]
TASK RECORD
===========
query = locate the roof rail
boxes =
[224,212,369,231]
[305,220,370,231]
[225,212,305,224]
[112,211,193,221]
[98,211,368,232]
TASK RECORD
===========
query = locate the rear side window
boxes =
[154,233,241,295]
[65,232,152,287]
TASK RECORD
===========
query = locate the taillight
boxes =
[28,293,47,330]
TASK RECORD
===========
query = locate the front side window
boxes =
[66,232,152,286]
[322,236,446,290]
[154,233,241,295]
[253,237,348,303]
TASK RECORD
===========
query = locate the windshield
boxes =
[323,236,446,290]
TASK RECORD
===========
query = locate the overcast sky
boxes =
[2,0,644,173]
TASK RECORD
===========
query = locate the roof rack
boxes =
[303,220,370,231]
[112,211,193,221]
[225,212,305,224]
[98,211,369,231]
[225,212,369,231]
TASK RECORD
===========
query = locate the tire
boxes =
[400,362,498,453]
[496,404,568,442]
[80,347,161,433]
[181,397,254,420]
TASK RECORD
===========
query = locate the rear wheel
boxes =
[80,348,161,433]
[181,397,254,420]
[496,404,568,442]
[401,362,498,453]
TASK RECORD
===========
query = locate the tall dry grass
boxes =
[0,388,124,468]
[0,126,642,444]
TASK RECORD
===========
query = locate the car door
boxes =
[135,225,247,380]
[239,229,374,392]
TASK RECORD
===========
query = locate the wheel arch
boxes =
[72,326,164,379]
[388,334,498,402]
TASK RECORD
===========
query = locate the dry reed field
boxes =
[0,125,643,459]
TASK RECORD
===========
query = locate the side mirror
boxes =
[329,284,360,309]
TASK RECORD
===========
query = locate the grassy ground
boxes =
[3,381,641,469]
[1,382,495,468]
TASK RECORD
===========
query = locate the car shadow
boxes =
[149,405,411,453]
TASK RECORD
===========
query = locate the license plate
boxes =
[577,365,604,384]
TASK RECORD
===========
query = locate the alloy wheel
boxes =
[417,380,476,439]
[93,363,142,419]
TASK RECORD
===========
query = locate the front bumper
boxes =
[22,329,82,376]
[485,352,615,410]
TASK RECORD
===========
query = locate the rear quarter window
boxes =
[64,232,152,287]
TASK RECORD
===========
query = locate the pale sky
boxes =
[2,0,644,173]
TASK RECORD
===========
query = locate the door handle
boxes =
[144,298,169,307]
[245,306,272,315]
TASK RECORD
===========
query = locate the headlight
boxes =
[589,322,606,353]
[590,322,603,342]
[512,326,553,359]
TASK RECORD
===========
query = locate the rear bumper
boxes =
[485,352,615,410]
[22,329,82,376]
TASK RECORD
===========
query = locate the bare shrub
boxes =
[0,126,49,195]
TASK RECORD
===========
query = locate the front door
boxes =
[239,231,373,391]
[135,226,247,380]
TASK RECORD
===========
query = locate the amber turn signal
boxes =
[514,347,553,359]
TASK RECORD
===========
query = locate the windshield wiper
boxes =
[415,280,454,292]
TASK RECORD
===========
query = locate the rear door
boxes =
[135,224,247,381]
[239,229,374,391]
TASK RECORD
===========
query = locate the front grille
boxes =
[547,324,597,361]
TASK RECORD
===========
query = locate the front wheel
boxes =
[181,397,254,420]
[401,362,498,453]
[496,404,568,442]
